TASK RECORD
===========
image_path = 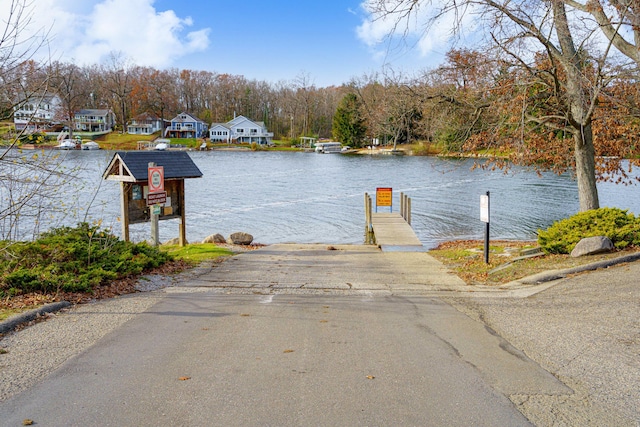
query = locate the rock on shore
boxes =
[228,232,253,245]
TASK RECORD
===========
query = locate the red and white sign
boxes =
[148,166,164,193]
[147,191,167,206]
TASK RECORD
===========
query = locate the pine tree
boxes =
[332,93,366,148]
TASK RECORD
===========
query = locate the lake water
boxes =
[12,150,640,248]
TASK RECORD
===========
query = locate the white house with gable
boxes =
[13,93,62,132]
[209,115,273,145]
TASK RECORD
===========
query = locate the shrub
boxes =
[538,207,640,254]
[0,223,173,295]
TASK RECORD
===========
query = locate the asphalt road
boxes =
[0,293,553,426]
[445,261,640,426]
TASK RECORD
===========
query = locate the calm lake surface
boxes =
[24,150,640,248]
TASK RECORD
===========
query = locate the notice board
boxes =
[376,187,393,207]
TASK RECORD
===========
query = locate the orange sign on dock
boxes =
[376,187,392,207]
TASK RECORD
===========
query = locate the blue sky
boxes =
[2,0,457,87]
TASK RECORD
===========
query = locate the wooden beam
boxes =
[178,179,186,247]
[120,182,130,242]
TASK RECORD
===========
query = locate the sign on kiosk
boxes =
[147,191,167,206]
[148,166,164,194]
[147,165,166,206]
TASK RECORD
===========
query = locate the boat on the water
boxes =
[153,138,170,151]
[314,142,343,153]
[81,141,100,150]
[56,139,77,150]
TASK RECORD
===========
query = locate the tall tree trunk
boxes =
[552,0,599,211]
[574,123,599,211]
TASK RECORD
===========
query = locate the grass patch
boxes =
[168,138,202,149]
[0,307,32,322]
[95,132,159,150]
[429,240,638,285]
[410,141,446,156]
[161,244,233,263]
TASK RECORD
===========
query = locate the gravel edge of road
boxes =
[0,291,167,401]
[0,302,72,335]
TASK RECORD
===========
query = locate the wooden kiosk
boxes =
[102,151,203,246]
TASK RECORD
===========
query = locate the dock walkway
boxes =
[371,213,423,251]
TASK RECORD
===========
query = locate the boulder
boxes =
[570,236,614,257]
[163,237,187,246]
[202,233,226,244]
[228,232,253,245]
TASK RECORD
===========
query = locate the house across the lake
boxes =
[74,109,116,133]
[13,93,62,132]
[209,115,273,145]
[13,95,116,134]
[127,112,166,135]
[165,112,208,138]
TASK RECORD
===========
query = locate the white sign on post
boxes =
[480,194,490,223]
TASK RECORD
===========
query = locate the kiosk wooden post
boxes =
[178,180,186,246]
[120,182,130,242]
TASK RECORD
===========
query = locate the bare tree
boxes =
[0,0,51,123]
[566,0,640,65]
[0,0,81,241]
[102,52,134,132]
[49,61,89,140]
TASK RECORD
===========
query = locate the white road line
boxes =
[259,295,274,304]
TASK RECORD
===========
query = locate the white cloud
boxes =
[356,0,479,63]
[0,0,210,67]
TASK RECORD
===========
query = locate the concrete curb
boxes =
[0,301,71,335]
[507,251,640,286]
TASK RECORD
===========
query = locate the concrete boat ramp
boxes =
[171,243,470,296]
[171,209,471,296]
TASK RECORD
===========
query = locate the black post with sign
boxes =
[481,191,490,264]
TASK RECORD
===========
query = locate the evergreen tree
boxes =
[332,93,366,147]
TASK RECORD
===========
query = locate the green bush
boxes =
[538,207,640,254]
[0,223,172,295]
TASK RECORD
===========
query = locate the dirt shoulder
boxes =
[429,240,640,286]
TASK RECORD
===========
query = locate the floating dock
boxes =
[370,213,423,251]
